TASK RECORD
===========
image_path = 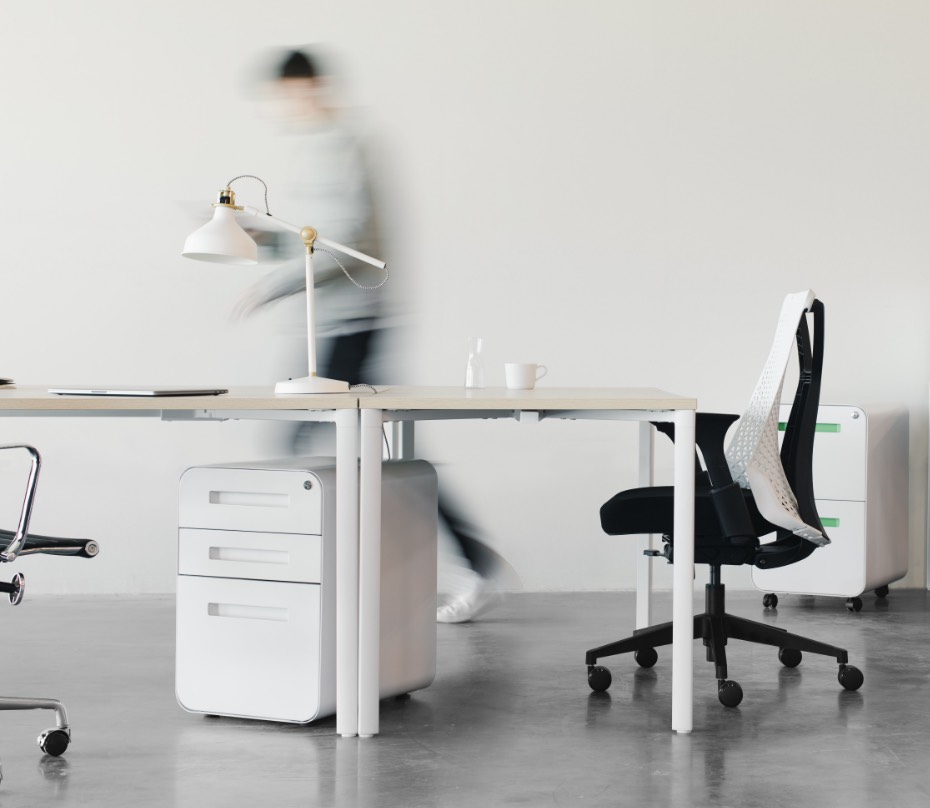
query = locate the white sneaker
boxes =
[436,571,498,623]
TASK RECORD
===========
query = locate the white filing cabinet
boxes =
[752,404,908,608]
[176,457,438,724]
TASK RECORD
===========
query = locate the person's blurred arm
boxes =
[232,258,305,319]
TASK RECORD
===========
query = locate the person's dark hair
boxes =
[278,50,321,80]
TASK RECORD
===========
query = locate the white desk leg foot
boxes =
[358,407,383,738]
[336,409,360,738]
[671,409,695,734]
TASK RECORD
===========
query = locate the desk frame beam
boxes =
[358,405,696,737]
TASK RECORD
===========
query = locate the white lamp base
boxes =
[275,376,351,394]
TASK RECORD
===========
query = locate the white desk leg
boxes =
[671,409,695,734]
[358,407,384,737]
[635,422,655,630]
[336,409,360,738]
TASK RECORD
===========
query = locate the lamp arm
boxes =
[314,235,386,270]
[238,205,386,270]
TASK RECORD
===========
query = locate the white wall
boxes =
[1,1,928,594]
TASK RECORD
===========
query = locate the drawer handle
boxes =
[208,491,290,508]
[207,603,289,622]
[209,547,291,565]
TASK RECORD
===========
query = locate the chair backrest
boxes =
[724,291,828,547]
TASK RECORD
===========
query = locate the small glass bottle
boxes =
[464,336,486,388]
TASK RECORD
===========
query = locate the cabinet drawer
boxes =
[752,499,866,597]
[179,466,323,534]
[779,404,866,501]
[176,576,326,723]
[179,528,323,583]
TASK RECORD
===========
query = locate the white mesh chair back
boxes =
[724,290,827,546]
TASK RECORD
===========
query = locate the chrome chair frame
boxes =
[0,444,99,780]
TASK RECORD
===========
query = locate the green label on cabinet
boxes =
[820,517,841,528]
[778,422,841,433]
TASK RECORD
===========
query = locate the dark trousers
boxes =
[319,329,496,580]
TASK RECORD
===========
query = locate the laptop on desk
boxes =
[48,386,228,397]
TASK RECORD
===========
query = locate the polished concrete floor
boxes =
[0,588,928,807]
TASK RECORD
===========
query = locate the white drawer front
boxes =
[779,404,866,501]
[179,467,323,534]
[752,499,866,597]
[178,528,322,583]
[176,576,325,723]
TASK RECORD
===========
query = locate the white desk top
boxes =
[0,385,696,413]
[360,386,696,411]
[0,386,359,411]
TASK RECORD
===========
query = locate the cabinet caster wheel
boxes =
[37,728,70,757]
[846,597,863,612]
[778,647,802,668]
[838,664,864,691]
[717,680,743,708]
[762,593,778,609]
[587,665,612,692]
[634,648,658,668]
[874,585,889,599]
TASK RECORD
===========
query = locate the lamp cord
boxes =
[225,174,271,215]
[315,246,389,290]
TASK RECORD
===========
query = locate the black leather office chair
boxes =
[0,445,99,780]
[585,291,863,707]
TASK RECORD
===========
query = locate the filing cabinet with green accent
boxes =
[752,404,908,610]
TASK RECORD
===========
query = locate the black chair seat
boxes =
[600,483,779,538]
[600,483,778,566]
[0,529,98,558]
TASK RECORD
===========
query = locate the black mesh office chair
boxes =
[585,292,863,707]
[0,445,99,780]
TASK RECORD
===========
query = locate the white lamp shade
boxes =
[182,206,258,265]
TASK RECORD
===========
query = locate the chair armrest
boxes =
[693,413,739,488]
[653,413,757,542]
[0,445,41,563]
[651,412,739,486]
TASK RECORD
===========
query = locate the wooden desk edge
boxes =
[359,386,696,411]
[0,387,359,411]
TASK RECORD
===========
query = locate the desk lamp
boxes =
[182,175,387,394]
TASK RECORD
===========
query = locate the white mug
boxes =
[505,363,548,390]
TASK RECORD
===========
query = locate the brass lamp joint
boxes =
[300,226,318,254]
